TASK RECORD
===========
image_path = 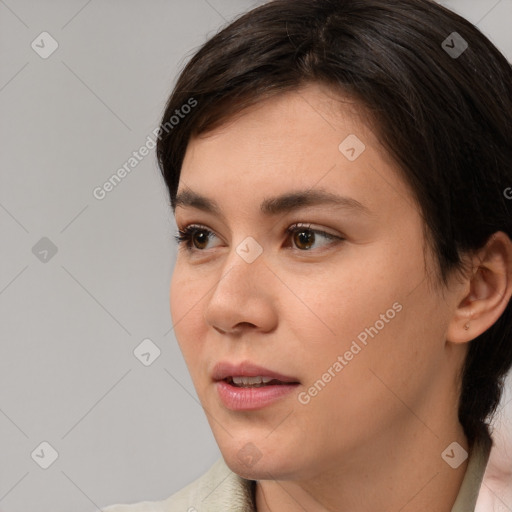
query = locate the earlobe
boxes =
[446,231,512,345]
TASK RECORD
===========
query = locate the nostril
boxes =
[235,322,257,329]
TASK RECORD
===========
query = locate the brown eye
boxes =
[175,223,343,254]
[191,230,210,250]
[174,225,219,251]
[292,229,316,250]
[286,224,343,252]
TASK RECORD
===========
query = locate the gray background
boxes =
[0,1,510,511]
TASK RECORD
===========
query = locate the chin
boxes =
[219,440,301,481]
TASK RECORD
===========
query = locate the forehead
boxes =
[178,83,415,220]
[185,83,372,155]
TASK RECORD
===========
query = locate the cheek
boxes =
[169,262,206,355]
[281,252,406,350]
[291,306,433,453]
[291,248,438,409]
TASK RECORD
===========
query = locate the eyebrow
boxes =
[173,188,373,219]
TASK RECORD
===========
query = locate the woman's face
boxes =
[170,83,467,480]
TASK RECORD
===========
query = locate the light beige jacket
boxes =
[103,436,491,512]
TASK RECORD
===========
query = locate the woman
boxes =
[105,0,512,510]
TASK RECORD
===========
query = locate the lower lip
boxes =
[215,380,299,410]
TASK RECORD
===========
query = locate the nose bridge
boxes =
[216,236,266,295]
[203,237,275,332]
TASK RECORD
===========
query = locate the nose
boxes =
[203,252,278,336]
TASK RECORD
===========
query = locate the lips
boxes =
[212,361,300,385]
[213,361,301,411]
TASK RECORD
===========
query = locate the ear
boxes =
[446,231,512,344]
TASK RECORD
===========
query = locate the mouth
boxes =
[223,376,300,388]
[212,361,300,411]
[212,360,300,385]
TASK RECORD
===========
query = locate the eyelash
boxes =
[173,223,343,253]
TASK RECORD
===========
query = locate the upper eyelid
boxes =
[178,222,340,237]
[177,223,343,247]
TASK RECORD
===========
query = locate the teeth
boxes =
[230,376,276,387]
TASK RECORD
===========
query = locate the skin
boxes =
[170,82,512,512]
